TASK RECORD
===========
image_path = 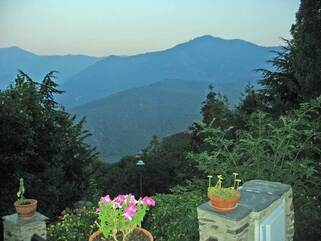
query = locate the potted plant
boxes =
[89,194,155,241]
[207,173,241,212]
[14,178,38,219]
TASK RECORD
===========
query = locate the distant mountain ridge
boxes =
[0,46,102,88]
[60,35,280,107]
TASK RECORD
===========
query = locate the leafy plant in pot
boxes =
[14,178,38,219]
[207,173,241,212]
[89,194,155,241]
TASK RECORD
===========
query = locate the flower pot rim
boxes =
[89,227,153,241]
[14,198,37,207]
[208,190,241,201]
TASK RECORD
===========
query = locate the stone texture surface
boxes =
[2,212,48,241]
[241,179,291,197]
[238,189,279,212]
[197,180,294,241]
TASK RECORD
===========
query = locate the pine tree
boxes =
[291,0,321,100]
[237,82,266,115]
[258,41,302,114]
[190,85,232,151]
[258,0,321,113]
[200,84,230,127]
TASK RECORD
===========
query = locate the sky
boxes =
[0,0,301,57]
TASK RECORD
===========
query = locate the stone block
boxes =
[2,212,48,241]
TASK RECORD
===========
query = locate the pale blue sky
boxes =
[0,0,300,56]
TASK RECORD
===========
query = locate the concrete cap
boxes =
[2,212,49,225]
[241,179,291,197]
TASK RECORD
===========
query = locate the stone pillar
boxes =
[2,212,48,241]
[197,180,294,241]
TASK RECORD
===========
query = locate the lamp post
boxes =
[136,159,145,197]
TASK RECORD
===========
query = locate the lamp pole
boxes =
[136,159,145,197]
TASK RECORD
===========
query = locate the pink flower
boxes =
[113,201,122,209]
[123,204,137,220]
[113,195,126,208]
[126,194,137,204]
[95,208,101,214]
[126,203,137,214]
[100,195,111,204]
[114,194,126,204]
[123,211,134,220]
[142,197,155,207]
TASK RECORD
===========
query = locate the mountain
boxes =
[60,35,279,107]
[71,79,214,161]
[0,46,102,88]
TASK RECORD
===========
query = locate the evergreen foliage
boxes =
[0,71,98,218]
[237,83,266,115]
[190,85,233,151]
[200,84,231,127]
[291,0,321,100]
[258,0,321,114]
[258,42,302,114]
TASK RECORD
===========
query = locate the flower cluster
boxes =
[97,194,155,221]
[96,194,155,240]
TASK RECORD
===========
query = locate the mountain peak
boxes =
[183,35,222,45]
[171,35,260,51]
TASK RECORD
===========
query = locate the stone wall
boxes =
[197,180,294,241]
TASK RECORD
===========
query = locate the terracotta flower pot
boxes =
[14,199,37,220]
[208,191,240,212]
[89,227,153,241]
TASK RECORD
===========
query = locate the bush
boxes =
[47,209,98,241]
[144,181,206,241]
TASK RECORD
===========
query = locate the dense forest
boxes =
[1,0,320,241]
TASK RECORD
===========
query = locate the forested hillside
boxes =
[71,79,245,161]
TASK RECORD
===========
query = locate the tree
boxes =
[237,83,266,115]
[291,0,321,100]
[258,0,321,114]
[200,84,230,127]
[0,71,98,218]
[142,133,201,195]
[190,85,232,150]
[258,41,302,114]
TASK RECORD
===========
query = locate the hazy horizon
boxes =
[1,35,282,58]
[0,0,300,57]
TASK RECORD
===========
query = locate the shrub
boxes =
[47,209,98,241]
[144,181,206,241]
